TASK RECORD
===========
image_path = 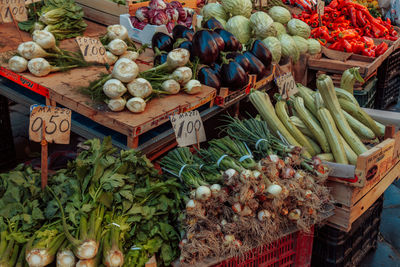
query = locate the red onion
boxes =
[166,21,175,33]
[134,20,147,30]
[149,0,167,10]
[177,8,187,21]
[169,0,183,8]
[130,16,139,25]
[165,8,179,21]
[150,10,169,25]
[135,7,149,22]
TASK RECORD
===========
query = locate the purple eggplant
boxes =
[214,29,241,52]
[198,67,221,89]
[202,18,224,30]
[220,61,249,90]
[152,32,174,53]
[225,52,251,73]
[210,63,221,77]
[250,40,272,68]
[243,51,267,80]
[172,25,194,41]
[210,31,225,51]
[153,52,168,66]
[192,30,219,65]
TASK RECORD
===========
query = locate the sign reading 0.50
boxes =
[29,105,71,144]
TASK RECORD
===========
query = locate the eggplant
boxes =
[250,40,272,68]
[210,31,225,52]
[210,63,221,78]
[192,30,219,65]
[225,52,251,73]
[153,52,168,66]
[243,51,267,80]
[214,29,241,52]
[202,18,224,30]
[172,25,194,41]
[198,67,221,90]
[152,32,174,53]
[220,61,249,90]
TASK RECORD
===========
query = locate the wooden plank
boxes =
[77,4,120,25]
[76,0,128,15]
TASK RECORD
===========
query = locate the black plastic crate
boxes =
[354,77,377,108]
[375,75,400,109]
[378,48,400,80]
[311,196,383,267]
[0,95,16,169]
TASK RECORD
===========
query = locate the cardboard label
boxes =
[170,110,206,147]
[317,0,324,16]
[75,37,107,64]
[29,105,71,144]
[274,72,298,99]
[0,0,27,23]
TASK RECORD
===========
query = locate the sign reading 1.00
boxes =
[170,110,206,147]
[75,36,108,64]
[0,0,27,23]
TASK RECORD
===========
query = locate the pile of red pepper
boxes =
[294,0,397,57]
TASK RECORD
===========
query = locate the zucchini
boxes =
[339,135,358,165]
[275,101,317,156]
[342,110,375,139]
[335,87,359,105]
[338,99,383,137]
[297,84,318,117]
[290,116,315,139]
[305,135,322,154]
[316,74,367,155]
[317,153,334,162]
[293,97,331,153]
[340,67,364,94]
[375,121,386,136]
[317,108,348,164]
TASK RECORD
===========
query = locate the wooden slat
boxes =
[77,4,120,25]
[76,0,128,15]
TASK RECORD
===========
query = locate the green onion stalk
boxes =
[191,156,222,184]
[14,244,25,267]
[0,231,20,267]
[199,147,243,172]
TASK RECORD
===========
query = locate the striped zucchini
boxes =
[317,153,334,162]
[375,121,386,136]
[339,135,358,165]
[338,99,383,137]
[297,84,318,117]
[290,116,315,139]
[293,97,331,153]
[335,87,359,105]
[342,110,375,139]
[275,101,317,156]
[305,135,322,154]
[316,74,367,155]
[340,67,364,94]
[317,108,348,164]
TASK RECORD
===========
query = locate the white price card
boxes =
[170,110,206,147]
[29,105,71,144]
[317,0,325,16]
[75,36,108,64]
[0,0,27,23]
[274,72,298,99]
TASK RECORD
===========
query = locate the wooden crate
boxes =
[129,0,197,16]
[327,160,400,232]
[76,0,129,25]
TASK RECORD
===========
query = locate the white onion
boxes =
[112,58,139,83]
[107,25,129,41]
[257,210,271,221]
[183,80,202,95]
[8,56,28,73]
[266,184,282,197]
[221,219,227,226]
[224,169,238,179]
[127,78,152,98]
[107,98,126,112]
[103,79,127,99]
[240,169,253,181]
[224,235,235,243]
[126,97,146,113]
[189,190,196,199]
[195,186,211,201]
[288,209,301,221]
[18,41,48,59]
[232,203,242,213]
[241,205,252,216]
[210,184,221,196]
[161,79,180,94]
[252,170,262,179]
[186,199,195,211]
[108,39,128,56]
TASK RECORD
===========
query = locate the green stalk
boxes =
[15,244,25,267]
[8,244,19,267]
[0,232,7,257]
[79,216,88,241]
[47,234,65,257]
[0,239,14,263]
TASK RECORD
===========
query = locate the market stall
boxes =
[0,0,399,266]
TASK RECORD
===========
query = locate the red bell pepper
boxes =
[349,7,358,27]
[340,39,353,52]
[339,29,359,40]
[361,36,374,48]
[375,42,389,57]
[329,41,342,51]
[356,10,367,27]
[362,48,375,57]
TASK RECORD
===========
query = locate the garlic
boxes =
[127,78,152,98]
[18,42,48,59]
[112,58,139,83]
[120,51,139,61]
[108,39,128,56]
[126,97,146,113]
[183,80,202,95]
[161,79,180,94]
[195,186,211,201]
[8,56,28,73]
[32,30,57,50]
[171,67,192,85]
[103,79,127,99]
[107,25,129,41]
[106,51,118,65]
[107,98,126,112]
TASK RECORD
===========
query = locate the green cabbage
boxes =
[226,16,252,44]
[268,6,291,24]
[279,34,300,63]
[201,3,229,21]
[221,0,252,18]
[307,39,321,55]
[262,37,281,64]
[264,22,286,37]
[287,19,311,39]
[292,36,308,54]
[215,17,227,28]
[250,11,273,39]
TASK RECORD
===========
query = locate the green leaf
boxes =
[161,243,175,266]
[101,173,126,191]
[143,237,163,254]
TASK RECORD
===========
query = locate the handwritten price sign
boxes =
[75,36,107,64]
[317,0,325,16]
[170,110,206,147]
[0,0,27,23]
[29,105,71,144]
[275,72,298,99]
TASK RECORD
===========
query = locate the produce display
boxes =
[130,0,195,32]
[0,137,182,267]
[295,0,397,56]
[250,68,385,165]
[19,0,87,40]
[161,117,331,264]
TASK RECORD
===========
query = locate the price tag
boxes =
[274,72,298,99]
[317,0,324,16]
[0,0,27,23]
[169,110,206,147]
[29,105,71,144]
[75,36,108,64]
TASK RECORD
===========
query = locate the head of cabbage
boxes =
[250,11,273,39]
[268,6,291,25]
[226,15,252,44]
[201,3,229,21]
[287,19,311,39]
[262,37,281,64]
[279,34,300,63]
[221,0,252,18]
[292,36,308,54]
[307,39,321,55]
[264,22,286,38]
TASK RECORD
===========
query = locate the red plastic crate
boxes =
[212,226,314,267]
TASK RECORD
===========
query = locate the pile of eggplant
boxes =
[151,18,273,91]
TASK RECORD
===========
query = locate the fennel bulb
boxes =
[18,42,48,59]
[107,98,126,112]
[161,80,180,94]
[127,78,153,98]
[107,39,128,56]
[126,97,146,113]
[112,58,139,83]
[103,79,127,99]
[8,56,28,73]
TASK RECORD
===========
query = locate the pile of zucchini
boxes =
[250,72,385,165]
